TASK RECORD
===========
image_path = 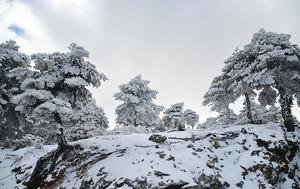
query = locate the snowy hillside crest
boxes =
[0,124,299,189]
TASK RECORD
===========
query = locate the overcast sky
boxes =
[1,0,299,128]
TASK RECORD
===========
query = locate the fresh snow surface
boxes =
[0,123,298,189]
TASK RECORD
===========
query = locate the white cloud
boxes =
[0,0,299,127]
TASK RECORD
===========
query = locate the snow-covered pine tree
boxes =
[216,109,238,125]
[197,117,219,129]
[183,109,199,129]
[12,43,108,143]
[205,29,300,131]
[67,99,108,141]
[221,47,260,124]
[202,74,237,125]
[0,40,30,144]
[114,75,164,127]
[162,103,185,131]
[244,29,300,131]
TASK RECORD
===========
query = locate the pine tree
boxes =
[246,29,300,131]
[198,117,219,129]
[204,29,300,131]
[67,99,108,141]
[162,103,185,131]
[12,43,108,142]
[114,75,164,127]
[184,109,199,128]
[0,40,30,143]
[203,74,237,125]
[221,47,261,124]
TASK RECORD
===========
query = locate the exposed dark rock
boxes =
[236,181,244,188]
[23,144,126,189]
[206,161,214,169]
[164,181,189,189]
[166,155,175,161]
[193,173,229,189]
[156,151,166,159]
[154,170,170,177]
[241,128,247,134]
[256,139,271,148]
[149,134,167,144]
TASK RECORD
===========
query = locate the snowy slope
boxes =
[0,123,299,189]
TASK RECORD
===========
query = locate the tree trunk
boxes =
[277,86,295,132]
[133,118,137,127]
[57,128,68,149]
[177,120,185,131]
[54,113,68,149]
[244,93,254,124]
[73,91,76,107]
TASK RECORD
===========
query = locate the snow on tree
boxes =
[221,47,263,124]
[261,105,283,123]
[114,75,164,127]
[202,74,237,125]
[67,99,108,141]
[13,134,44,150]
[162,103,185,131]
[0,40,30,143]
[296,94,300,107]
[183,109,199,128]
[204,29,300,131]
[245,29,300,131]
[237,102,283,125]
[216,109,238,125]
[258,86,277,107]
[197,117,219,129]
[203,75,233,113]
[12,43,108,142]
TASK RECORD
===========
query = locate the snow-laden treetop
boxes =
[114,75,158,103]
[30,43,108,89]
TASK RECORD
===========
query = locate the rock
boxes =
[154,170,170,177]
[166,155,175,161]
[243,146,249,151]
[194,173,228,189]
[164,181,189,189]
[156,151,166,159]
[206,161,214,169]
[149,134,167,144]
[210,137,221,149]
[250,150,260,156]
[236,181,244,188]
[241,128,247,134]
[256,139,271,148]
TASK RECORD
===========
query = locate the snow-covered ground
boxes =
[0,123,299,189]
